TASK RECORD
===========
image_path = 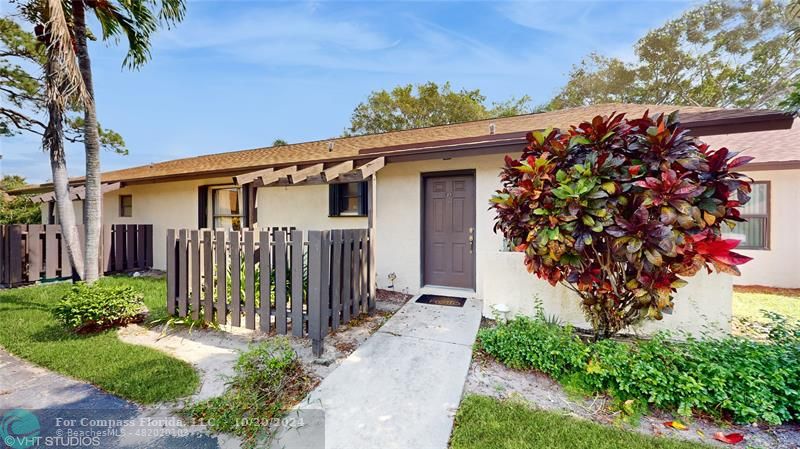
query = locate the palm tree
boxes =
[68,0,184,282]
[29,0,93,277]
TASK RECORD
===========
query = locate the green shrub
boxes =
[184,338,316,448]
[477,316,587,378]
[52,283,146,332]
[477,315,800,425]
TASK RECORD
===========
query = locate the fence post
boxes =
[368,228,376,313]
[144,224,154,268]
[166,229,176,315]
[307,230,324,357]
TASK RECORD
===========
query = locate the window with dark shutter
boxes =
[329,181,368,217]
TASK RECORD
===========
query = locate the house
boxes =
[18,103,799,335]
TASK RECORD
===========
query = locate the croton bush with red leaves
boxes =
[490,111,753,338]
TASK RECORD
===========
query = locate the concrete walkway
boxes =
[272,296,482,449]
[0,349,235,448]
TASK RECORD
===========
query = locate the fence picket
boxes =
[307,231,323,356]
[330,230,342,331]
[166,229,176,315]
[215,230,227,325]
[259,231,271,333]
[136,225,146,270]
[145,225,154,268]
[290,230,303,336]
[244,230,256,330]
[230,230,241,328]
[341,230,352,323]
[27,225,42,282]
[274,231,288,334]
[352,230,362,316]
[320,230,331,335]
[203,230,214,322]
[178,229,188,317]
[45,225,59,278]
[126,224,136,269]
[102,225,113,273]
[190,230,201,320]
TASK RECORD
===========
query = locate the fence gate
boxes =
[0,224,153,287]
[166,228,376,355]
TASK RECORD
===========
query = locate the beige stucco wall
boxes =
[41,200,83,225]
[734,169,800,288]
[481,251,732,337]
[256,184,367,230]
[375,153,734,337]
[101,176,234,269]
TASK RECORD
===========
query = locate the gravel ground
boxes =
[465,354,800,449]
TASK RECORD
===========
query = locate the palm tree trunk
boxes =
[44,52,84,278]
[71,0,101,283]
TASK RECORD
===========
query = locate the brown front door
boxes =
[422,173,476,289]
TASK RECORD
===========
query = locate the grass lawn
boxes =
[0,276,199,404]
[451,395,711,449]
[733,285,800,323]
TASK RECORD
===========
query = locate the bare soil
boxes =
[465,354,800,449]
[734,284,800,297]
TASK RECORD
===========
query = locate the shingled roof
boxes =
[16,103,795,193]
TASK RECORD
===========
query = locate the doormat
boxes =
[416,294,466,307]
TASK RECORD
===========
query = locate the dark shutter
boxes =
[198,185,209,228]
[329,184,340,216]
[358,181,369,216]
[242,186,251,228]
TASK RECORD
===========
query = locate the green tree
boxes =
[0,17,126,151]
[272,139,288,146]
[781,0,800,112]
[549,0,799,110]
[0,175,41,224]
[345,81,533,136]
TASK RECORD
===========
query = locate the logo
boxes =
[0,409,40,449]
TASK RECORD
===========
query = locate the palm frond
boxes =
[43,0,91,107]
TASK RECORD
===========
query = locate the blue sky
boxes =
[1,0,696,183]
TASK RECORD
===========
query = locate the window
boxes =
[119,195,133,217]
[212,187,243,230]
[729,182,769,250]
[329,181,368,217]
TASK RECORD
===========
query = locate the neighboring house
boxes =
[18,103,799,335]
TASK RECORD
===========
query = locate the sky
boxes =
[1,0,697,184]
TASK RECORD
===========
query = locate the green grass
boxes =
[0,276,199,404]
[733,287,800,324]
[451,395,712,449]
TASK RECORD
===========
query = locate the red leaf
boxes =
[728,156,754,169]
[713,432,744,445]
[628,165,641,176]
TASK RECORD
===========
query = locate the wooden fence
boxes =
[0,224,154,287]
[166,228,375,355]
